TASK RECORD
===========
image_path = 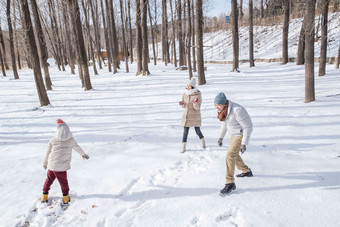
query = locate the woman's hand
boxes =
[179,101,184,106]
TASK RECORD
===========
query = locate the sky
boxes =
[206,0,231,17]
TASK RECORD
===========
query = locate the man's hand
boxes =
[240,145,246,154]
[218,138,223,147]
[82,154,90,160]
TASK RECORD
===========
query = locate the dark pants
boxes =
[43,170,69,195]
[182,126,204,142]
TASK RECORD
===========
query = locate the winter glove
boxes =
[218,138,223,147]
[43,164,47,170]
[193,98,198,104]
[179,101,184,106]
[240,145,246,154]
[82,154,90,160]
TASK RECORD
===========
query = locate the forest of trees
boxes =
[0,0,339,105]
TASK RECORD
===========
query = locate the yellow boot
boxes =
[41,193,48,203]
[63,194,70,204]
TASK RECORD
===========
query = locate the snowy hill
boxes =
[203,12,340,62]
[1,12,340,227]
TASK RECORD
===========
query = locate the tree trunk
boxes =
[187,0,193,78]
[105,0,117,73]
[196,0,206,85]
[7,0,19,79]
[296,20,305,65]
[109,0,120,70]
[282,0,290,64]
[120,0,129,72]
[141,0,150,75]
[304,0,315,103]
[0,46,6,76]
[20,0,50,106]
[62,1,75,74]
[249,0,255,67]
[318,0,329,77]
[81,0,98,76]
[336,46,339,69]
[13,0,21,70]
[192,0,196,72]
[162,0,168,64]
[178,0,185,66]
[128,0,134,64]
[30,0,52,90]
[239,0,243,23]
[100,0,112,72]
[136,0,143,75]
[89,0,103,70]
[67,0,93,90]
[169,0,177,67]
[315,14,320,42]
[147,0,157,65]
[231,0,239,72]
[260,0,264,19]
[0,23,9,70]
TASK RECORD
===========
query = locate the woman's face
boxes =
[186,85,193,90]
[215,104,224,113]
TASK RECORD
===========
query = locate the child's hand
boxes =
[179,101,184,106]
[43,164,47,170]
[193,98,198,104]
[82,154,90,160]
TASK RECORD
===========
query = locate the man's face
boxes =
[215,104,224,113]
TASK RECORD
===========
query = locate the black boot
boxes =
[236,169,253,178]
[220,182,236,196]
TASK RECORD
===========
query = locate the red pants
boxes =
[43,170,69,195]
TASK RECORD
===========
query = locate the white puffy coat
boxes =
[43,124,86,171]
[219,101,253,145]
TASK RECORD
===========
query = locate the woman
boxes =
[179,77,205,153]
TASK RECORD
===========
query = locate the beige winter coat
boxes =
[43,124,86,172]
[181,89,202,127]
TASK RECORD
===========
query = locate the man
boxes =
[214,92,253,196]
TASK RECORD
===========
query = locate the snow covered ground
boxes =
[1,59,340,226]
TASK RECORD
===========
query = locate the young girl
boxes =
[179,77,205,153]
[41,119,89,204]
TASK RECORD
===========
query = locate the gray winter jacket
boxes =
[219,101,253,145]
[44,124,86,171]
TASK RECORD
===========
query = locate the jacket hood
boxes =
[54,124,73,141]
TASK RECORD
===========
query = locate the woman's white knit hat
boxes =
[187,77,196,87]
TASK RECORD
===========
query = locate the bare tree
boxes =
[186,0,193,78]
[81,0,98,75]
[120,0,129,72]
[127,0,134,64]
[67,0,93,90]
[30,0,52,90]
[141,0,150,75]
[196,0,206,85]
[147,0,157,65]
[192,0,196,72]
[20,0,50,106]
[135,0,143,75]
[6,0,19,79]
[231,0,239,72]
[109,0,120,70]
[260,0,264,18]
[239,0,243,22]
[0,45,6,76]
[13,0,21,70]
[336,46,339,69]
[61,0,76,74]
[169,0,177,67]
[0,23,9,70]
[318,0,329,77]
[249,0,255,67]
[162,0,169,65]
[296,19,305,65]
[89,0,103,70]
[304,0,315,103]
[100,0,112,72]
[282,0,290,64]
[178,0,185,66]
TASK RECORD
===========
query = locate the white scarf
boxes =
[185,87,198,96]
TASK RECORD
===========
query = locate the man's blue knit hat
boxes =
[214,92,227,104]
